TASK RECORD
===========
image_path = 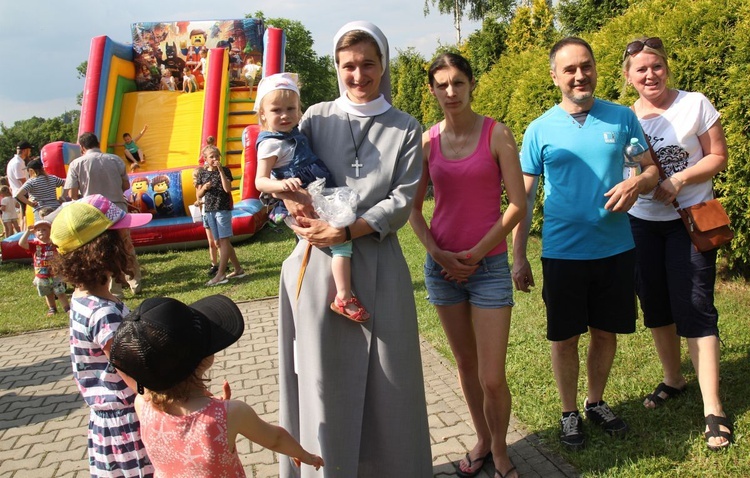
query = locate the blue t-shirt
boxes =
[520,98,646,260]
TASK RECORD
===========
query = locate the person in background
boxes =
[512,37,659,451]
[622,36,732,450]
[0,185,21,237]
[193,136,220,277]
[64,132,143,298]
[6,140,32,228]
[15,158,65,220]
[111,125,149,173]
[194,145,245,286]
[19,218,70,317]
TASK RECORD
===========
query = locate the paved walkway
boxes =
[0,298,577,478]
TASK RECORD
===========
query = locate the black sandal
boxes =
[645,382,685,408]
[704,414,733,451]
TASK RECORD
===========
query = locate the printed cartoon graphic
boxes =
[182,29,206,87]
[130,19,265,92]
[151,175,175,218]
[130,177,155,215]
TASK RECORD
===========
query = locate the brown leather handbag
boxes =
[645,139,734,252]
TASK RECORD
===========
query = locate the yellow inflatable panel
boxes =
[114,91,205,171]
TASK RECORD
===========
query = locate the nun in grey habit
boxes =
[275,21,432,477]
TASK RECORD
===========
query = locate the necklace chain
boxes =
[346,113,377,178]
[444,115,479,157]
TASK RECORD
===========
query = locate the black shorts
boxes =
[126,151,141,163]
[542,249,637,341]
[629,215,719,338]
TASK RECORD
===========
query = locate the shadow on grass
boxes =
[528,348,750,475]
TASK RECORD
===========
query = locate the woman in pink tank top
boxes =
[409,53,526,478]
[109,295,324,477]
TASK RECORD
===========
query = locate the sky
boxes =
[0,0,481,126]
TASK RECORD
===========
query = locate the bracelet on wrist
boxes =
[344,226,352,242]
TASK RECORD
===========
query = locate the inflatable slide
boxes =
[1,19,286,262]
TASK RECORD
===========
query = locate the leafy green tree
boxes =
[423,0,515,43]
[391,48,428,124]
[76,61,87,106]
[249,12,337,109]
[0,114,79,171]
[506,0,555,54]
[556,0,631,35]
[461,17,508,78]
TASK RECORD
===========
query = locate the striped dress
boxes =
[69,295,154,477]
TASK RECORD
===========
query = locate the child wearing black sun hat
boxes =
[109,295,324,476]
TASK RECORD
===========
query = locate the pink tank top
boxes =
[428,116,507,256]
[139,397,246,478]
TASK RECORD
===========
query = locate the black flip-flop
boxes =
[456,451,491,478]
[495,466,517,478]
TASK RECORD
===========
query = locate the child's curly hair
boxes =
[51,230,133,288]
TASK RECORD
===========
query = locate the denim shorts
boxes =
[424,252,514,309]
[205,210,233,239]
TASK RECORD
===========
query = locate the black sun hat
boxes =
[109,295,245,393]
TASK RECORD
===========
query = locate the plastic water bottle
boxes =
[623,138,645,180]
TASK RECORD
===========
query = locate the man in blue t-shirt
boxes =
[512,37,659,451]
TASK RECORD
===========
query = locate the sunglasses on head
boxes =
[623,37,663,60]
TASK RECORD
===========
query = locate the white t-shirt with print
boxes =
[629,90,720,221]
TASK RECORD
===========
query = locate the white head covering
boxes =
[254,72,300,112]
[332,21,392,117]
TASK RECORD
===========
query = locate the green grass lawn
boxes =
[1,202,748,477]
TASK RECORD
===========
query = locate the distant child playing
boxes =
[193,137,220,276]
[113,125,149,172]
[182,67,197,93]
[254,73,369,322]
[0,185,21,237]
[19,218,70,316]
[195,145,245,286]
[50,194,154,477]
[160,69,176,91]
[15,158,65,220]
[109,295,325,476]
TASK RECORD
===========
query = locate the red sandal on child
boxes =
[330,296,370,323]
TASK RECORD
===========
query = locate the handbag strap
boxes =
[631,105,681,211]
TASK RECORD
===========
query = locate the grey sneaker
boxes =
[560,412,585,450]
[585,399,628,437]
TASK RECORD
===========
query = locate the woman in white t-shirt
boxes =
[623,37,732,451]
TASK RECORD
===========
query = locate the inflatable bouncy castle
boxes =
[1,19,286,262]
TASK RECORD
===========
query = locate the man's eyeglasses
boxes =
[623,37,663,60]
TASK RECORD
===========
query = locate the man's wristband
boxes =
[345,226,352,242]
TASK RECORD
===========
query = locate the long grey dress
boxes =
[277,101,432,477]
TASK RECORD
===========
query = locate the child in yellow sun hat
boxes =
[50,194,153,477]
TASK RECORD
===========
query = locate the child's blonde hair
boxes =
[0,185,10,196]
[257,89,301,130]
